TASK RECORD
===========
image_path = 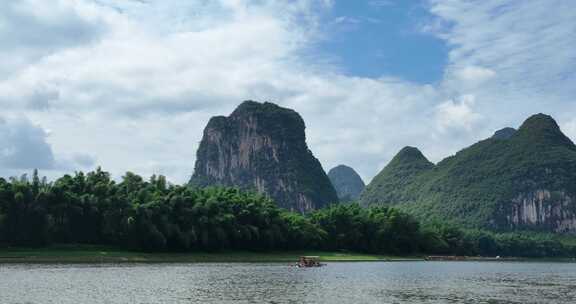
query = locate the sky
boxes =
[1,0,576,184]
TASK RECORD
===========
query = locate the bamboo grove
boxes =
[0,168,574,257]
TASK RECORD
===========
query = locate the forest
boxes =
[0,168,574,258]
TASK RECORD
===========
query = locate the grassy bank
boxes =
[0,245,422,264]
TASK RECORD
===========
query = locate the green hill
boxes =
[360,114,576,233]
[360,147,433,206]
[328,165,365,201]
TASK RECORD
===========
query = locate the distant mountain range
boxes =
[189,101,576,234]
[360,114,576,233]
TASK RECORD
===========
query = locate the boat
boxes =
[297,256,325,267]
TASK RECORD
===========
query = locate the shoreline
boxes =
[1,246,574,264]
[0,246,423,264]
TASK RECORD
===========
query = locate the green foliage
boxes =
[0,168,574,257]
[309,204,421,255]
[418,222,576,258]
[0,168,326,252]
[361,114,576,230]
[360,146,433,206]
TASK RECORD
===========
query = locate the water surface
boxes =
[1,262,575,303]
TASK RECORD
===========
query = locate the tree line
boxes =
[0,168,574,257]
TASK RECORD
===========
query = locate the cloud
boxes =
[430,0,576,105]
[70,153,97,168]
[452,66,496,86]
[0,0,108,77]
[0,116,96,179]
[0,0,342,183]
[561,119,576,142]
[0,117,56,170]
[0,0,574,185]
[0,0,324,115]
[26,87,60,110]
[435,95,482,133]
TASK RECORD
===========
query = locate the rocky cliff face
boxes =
[189,101,338,212]
[328,165,365,201]
[360,114,576,234]
[506,190,576,233]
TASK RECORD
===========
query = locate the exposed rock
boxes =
[507,190,576,233]
[328,165,365,201]
[189,101,338,212]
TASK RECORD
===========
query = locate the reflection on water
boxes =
[1,262,575,304]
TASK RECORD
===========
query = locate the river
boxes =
[1,262,575,303]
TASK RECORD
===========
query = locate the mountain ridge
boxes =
[360,113,576,233]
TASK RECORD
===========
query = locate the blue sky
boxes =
[0,0,575,183]
[316,0,447,83]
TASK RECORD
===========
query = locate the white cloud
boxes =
[435,95,482,133]
[430,0,576,109]
[0,116,94,177]
[0,0,108,77]
[0,117,56,170]
[452,66,496,86]
[561,119,576,142]
[0,0,575,185]
[0,0,347,182]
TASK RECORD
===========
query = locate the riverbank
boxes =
[3,246,574,264]
[0,245,423,264]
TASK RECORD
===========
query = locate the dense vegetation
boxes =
[360,114,576,231]
[360,146,433,206]
[0,168,574,258]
